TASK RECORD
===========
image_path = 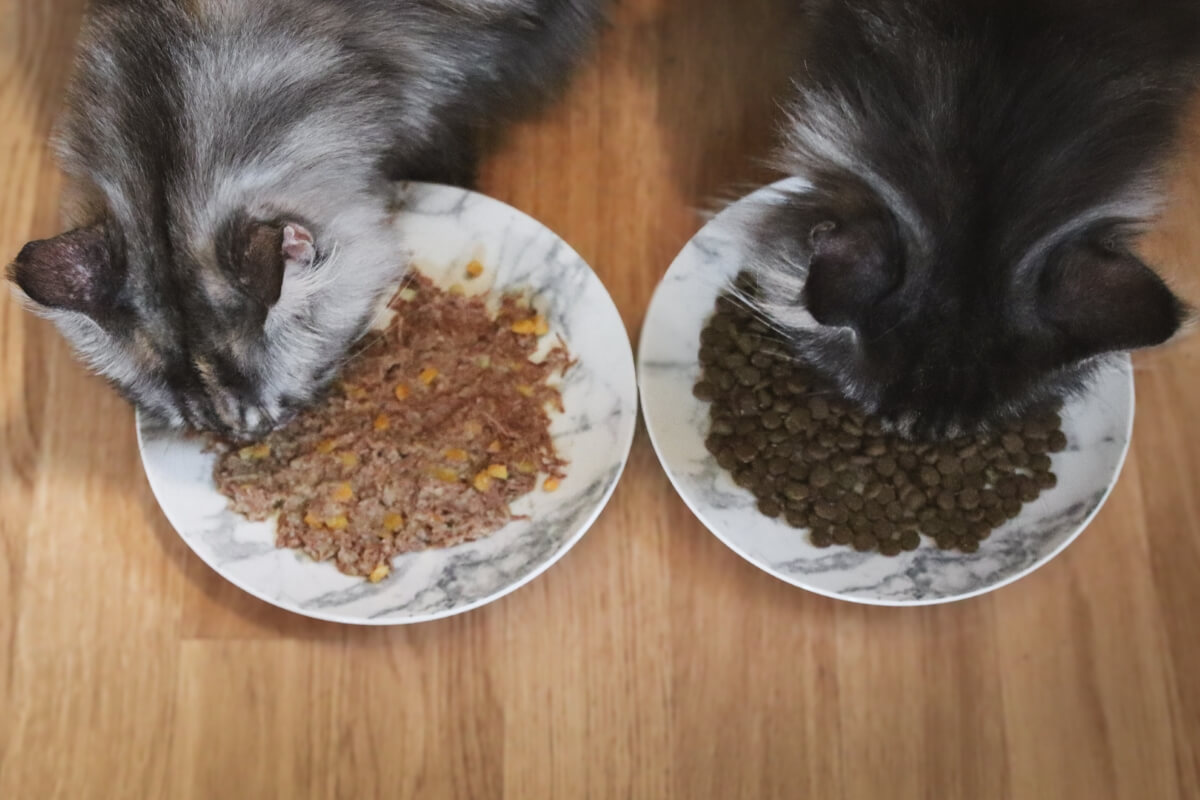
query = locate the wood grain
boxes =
[2,1,1198,798]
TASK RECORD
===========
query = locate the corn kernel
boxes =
[397,288,418,302]
[239,443,272,460]
[339,452,359,469]
[316,439,337,455]
[374,414,390,431]
[477,355,491,369]
[444,448,469,462]
[487,439,502,454]
[419,367,439,385]
[304,511,323,528]
[463,421,484,437]
[383,513,405,532]
[515,461,536,474]
[510,318,538,335]
[449,283,465,296]
[533,316,550,336]
[487,464,509,480]
[326,514,349,531]
[368,564,390,583]
[435,468,459,483]
[543,478,560,493]
[515,384,534,398]
[332,482,354,502]
[473,472,492,492]
[394,383,411,401]
[466,260,485,278]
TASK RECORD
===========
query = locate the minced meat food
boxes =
[212,272,571,581]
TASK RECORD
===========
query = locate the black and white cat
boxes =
[7,0,604,439]
[748,0,1199,438]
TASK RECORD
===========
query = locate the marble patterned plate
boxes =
[639,181,1135,606]
[138,183,638,625]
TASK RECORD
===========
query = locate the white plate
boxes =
[639,181,1134,606]
[138,183,638,624]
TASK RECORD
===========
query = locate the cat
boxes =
[7,0,604,440]
[746,0,1200,438]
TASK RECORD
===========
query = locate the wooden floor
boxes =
[3,2,1199,798]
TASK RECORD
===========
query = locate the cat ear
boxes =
[7,226,117,316]
[225,217,315,307]
[801,212,901,328]
[1037,237,1187,357]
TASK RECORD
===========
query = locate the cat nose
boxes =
[234,405,279,440]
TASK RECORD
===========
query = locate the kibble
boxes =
[695,272,1065,557]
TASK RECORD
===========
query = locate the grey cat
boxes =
[8,0,604,439]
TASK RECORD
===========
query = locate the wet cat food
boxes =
[693,272,1065,556]
[213,274,571,581]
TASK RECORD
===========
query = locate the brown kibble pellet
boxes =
[809,397,830,419]
[917,466,939,487]
[852,533,877,552]
[810,529,833,548]
[735,365,762,386]
[734,440,758,462]
[902,486,926,511]
[785,408,811,433]
[832,526,853,545]
[1030,453,1053,473]
[959,537,980,554]
[936,456,961,476]
[958,488,980,510]
[1035,471,1058,489]
[785,508,809,528]
[900,531,921,551]
[810,465,833,488]
[758,498,782,518]
[1001,433,1025,453]
[879,539,902,557]
[876,456,898,477]
[936,491,956,511]
[1046,430,1068,452]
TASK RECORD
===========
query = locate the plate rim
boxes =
[637,180,1136,607]
[137,182,639,626]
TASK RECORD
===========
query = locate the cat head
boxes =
[8,211,385,440]
[748,177,1187,438]
[748,0,1196,438]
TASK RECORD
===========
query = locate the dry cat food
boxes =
[214,270,571,581]
[693,272,1065,556]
